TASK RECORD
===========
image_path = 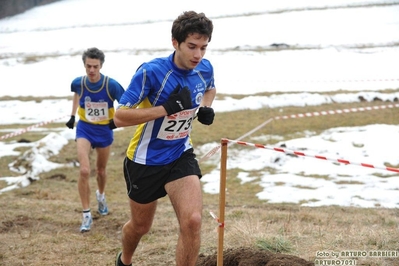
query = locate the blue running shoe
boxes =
[80,215,93,233]
[96,190,109,215]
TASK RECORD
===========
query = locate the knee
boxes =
[136,221,153,235]
[79,166,90,178]
[97,168,106,178]
[123,219,152,237]
[182,212,202,233]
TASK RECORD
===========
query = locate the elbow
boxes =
[113,112,122,127]
[113,118,120,128]
[113,109,134,127]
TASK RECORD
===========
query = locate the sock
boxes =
[83,209,91,218]
[97,190,105,201]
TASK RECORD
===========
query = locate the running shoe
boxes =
[80,215,93,233]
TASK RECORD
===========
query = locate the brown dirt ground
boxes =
[196,247,314,266]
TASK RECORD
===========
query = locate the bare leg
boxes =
[95,145,110,194]
[165,175,202,266]
[120,199,157,265]
[76,138,92,210]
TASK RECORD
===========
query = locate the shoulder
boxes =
[197,58,214,72]
[106,77,125,96]
[200,58,213,68]
[139,56,170,71]
[107,77,123,87]
[71,76,84,92]
[193,59,214,77]
[71,76,83,85]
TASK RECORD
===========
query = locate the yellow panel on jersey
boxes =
[77,76,115,125]
[126,97,153,161]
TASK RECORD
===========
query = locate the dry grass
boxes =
[1,94,399,265]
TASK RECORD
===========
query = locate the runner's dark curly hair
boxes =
[172,11,213,44]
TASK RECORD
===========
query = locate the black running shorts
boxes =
[123,148,202,204]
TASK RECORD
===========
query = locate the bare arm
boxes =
[201,88,216,107]
[114,87,215,128]
[70,93,79,116]
[113,105,168,127]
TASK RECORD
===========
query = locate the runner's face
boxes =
[84,58,102,82]
[173,33,209,70]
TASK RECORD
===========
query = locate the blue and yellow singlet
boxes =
[71,74,124,125]
[118,53,216,165]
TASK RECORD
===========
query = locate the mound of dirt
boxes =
[196,247,314,266]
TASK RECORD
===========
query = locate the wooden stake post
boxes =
[217,139,228,266]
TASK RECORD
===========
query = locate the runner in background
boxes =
[65,47,125,233]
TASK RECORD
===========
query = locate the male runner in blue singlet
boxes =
[113,11,216,266]
[65,47,125,233]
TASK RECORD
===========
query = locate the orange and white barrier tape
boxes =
[209,211,224,228]
[224,138,399,173]
[0,115,68,141]
[275,103,399,120]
